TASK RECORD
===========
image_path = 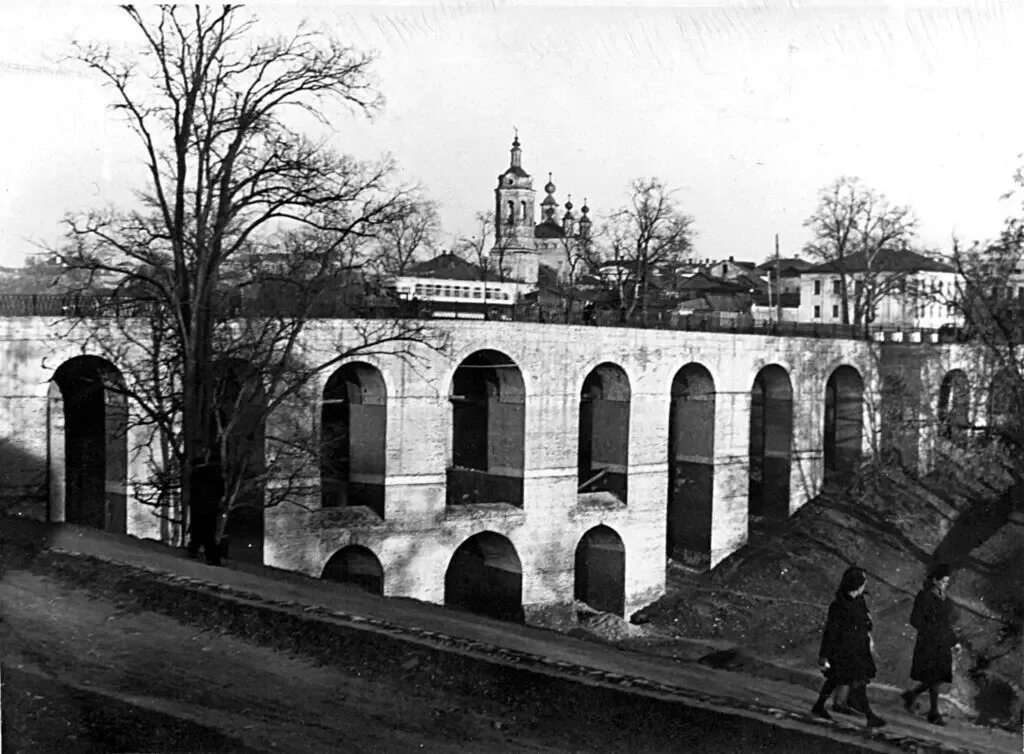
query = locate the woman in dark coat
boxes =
[901,564,959,726]
[811,566,886,727]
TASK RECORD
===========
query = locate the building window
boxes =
[832,304,839,318]
[832,280,841,295]
[814,280,822,296]
[813,305,821,319]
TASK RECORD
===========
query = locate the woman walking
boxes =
[901,564,959,726]
[811,566,886,728]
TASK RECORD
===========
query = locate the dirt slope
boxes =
[630,455,1024,730]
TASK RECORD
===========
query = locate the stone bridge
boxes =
[0,316,989,626]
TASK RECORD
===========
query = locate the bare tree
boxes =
[604,178,695,320]
[369,193,440,276]
[549,224,599,322]
[455,210,519,283]
[54,5,443,562]
[945,230,1024,449]
[803,177,918,329]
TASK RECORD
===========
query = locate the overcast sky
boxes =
[1,1,1021,268]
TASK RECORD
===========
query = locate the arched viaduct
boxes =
[0,316,991,626]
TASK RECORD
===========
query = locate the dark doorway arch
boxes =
[988,367,1018,438]
[880,373,920,471]
[749,365,793,524]
[937,370,970,443]
[667,363,715,567]
[321,363,387,517]
[578,363,630,503]
[574,525,625,616]
[49,355,128,532]
[444,531,523,622]
[322,545,384,595]
[824,366,863,486]
[211,360,266,563]
[448,350,525,506]
[223,505,263,565]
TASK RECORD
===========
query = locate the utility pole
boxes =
[775,233,782,324]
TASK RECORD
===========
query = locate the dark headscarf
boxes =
[837,566,867,597]
[925,563,952,586]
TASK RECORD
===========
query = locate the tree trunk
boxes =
[183,307,221,564]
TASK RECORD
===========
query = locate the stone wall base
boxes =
[523,600,576,630]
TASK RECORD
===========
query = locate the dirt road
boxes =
[1,566,865,754]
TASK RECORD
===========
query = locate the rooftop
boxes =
[806,248,954,274]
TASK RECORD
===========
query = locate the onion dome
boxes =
[578,198,592,237]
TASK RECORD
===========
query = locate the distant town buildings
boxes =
[0,133,975,335]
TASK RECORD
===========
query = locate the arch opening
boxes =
[574,525,625,616]
[448,350,525,507]
[824,366,864,486]
[667,364,715,567]
[937,370,970,444]
[321,362,387,517]
[748,365,793,524]
[578,363,630,503]
[444,532,523,622]
[880,372,920,471]
[988,367,1020,439]
[208,359,266,564]
[322,545,384,595]
[49,355,128,533]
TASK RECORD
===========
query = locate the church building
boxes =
[386,134,591,313]
[493,133,592,286]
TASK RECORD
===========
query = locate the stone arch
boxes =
[210,359,266,564]
[988,367,1019,437]
[937,370,971,443]
[578,362,630,503]
[48,355,128,532]
[322,544,384,595]
[444,531,523,622]
[448,350,525,506]
[748,364,793,524]
[824,365,864,486]
[321,362,387,517]
[667,363,715,568]
[574,525,625,616]
[223,504,264,565]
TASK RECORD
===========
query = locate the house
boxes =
[748,258,812,322]
[755,257,814,296]
[704,256,765,291]
[798,248,961,330]
[674,271,754,314]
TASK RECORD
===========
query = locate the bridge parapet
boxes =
[0,294,964,344]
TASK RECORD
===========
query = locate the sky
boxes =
[1,1,1022,268]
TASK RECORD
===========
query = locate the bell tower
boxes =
[493,131,538,285]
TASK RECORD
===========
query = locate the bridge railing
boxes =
[0,293,961,344]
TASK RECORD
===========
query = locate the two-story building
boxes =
[798,248,961,330]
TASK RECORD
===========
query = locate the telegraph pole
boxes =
[775,233,782,323]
